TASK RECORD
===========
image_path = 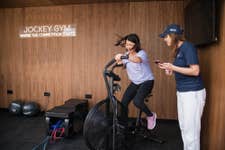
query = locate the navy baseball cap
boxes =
[159,24,184,38]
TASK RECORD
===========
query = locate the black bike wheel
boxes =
[83,99,128,150]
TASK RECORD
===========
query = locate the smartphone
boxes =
[154,59,161,64]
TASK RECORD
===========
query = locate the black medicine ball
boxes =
[22,102,40,116]
[8,100,23,115]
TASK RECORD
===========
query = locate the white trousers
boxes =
[177,89,206,150]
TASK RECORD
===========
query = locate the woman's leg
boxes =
[133,80,154,116]
[177,89,206,150]
[121,82,138,109]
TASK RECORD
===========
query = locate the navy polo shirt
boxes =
[173,41,204,92]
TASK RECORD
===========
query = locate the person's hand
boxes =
[115,53,123,61]
[165,69,173,75]
[158,62,171,69]
[158,63,173,75]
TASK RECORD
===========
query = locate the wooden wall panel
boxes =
[0,8,23,107]
[182,0,225,149]
[197,1,225,149]
[0,1,184,119]
[71,2,131,106]
[22,6,73,109]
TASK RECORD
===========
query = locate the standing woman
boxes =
[114,33,156,130]
[158,24,206,150]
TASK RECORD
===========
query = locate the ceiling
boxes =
[0,0,181,8]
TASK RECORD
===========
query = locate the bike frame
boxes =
[103,58,122,150]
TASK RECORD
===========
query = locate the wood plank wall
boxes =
[183,0,225,149]
[196,0,225,150]
[0,1,184,119]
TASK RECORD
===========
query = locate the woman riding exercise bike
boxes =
[83,33,161,150]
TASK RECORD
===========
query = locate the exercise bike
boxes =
[83,57,163,150]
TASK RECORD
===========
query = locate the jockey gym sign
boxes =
[19,24,76,38]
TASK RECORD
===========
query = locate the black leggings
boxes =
[121,80,154,117]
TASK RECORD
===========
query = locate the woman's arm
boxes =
[115,53,142,63]
[159,63,200,76]
[128,54,142,63]
[115,53,123,64]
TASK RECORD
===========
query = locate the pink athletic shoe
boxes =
[147,112,157,130]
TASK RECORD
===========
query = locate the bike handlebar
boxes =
[104,58,116,69]
[120,55,129,59]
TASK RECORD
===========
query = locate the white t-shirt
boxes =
[122,50,154,85]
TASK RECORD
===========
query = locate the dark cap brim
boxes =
[159,33,166,38]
